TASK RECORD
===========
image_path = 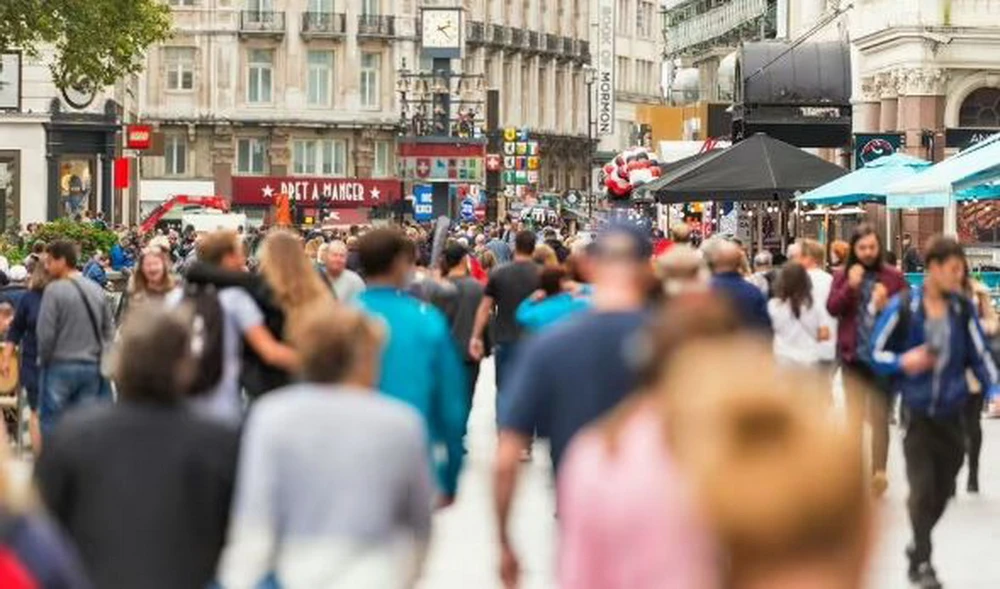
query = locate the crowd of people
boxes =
[0,215,993,589]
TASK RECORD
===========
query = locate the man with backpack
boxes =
[168,230,298,424]
[871,236,998,589]
[36,240,114,435]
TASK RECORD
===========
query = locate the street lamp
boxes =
[583,65,598,223]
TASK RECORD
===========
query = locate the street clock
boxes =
[420,8,463,59]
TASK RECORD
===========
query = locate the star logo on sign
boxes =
[262,184,275,198]
[370,187,381,201]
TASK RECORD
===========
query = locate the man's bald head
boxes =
[712,240,745,274]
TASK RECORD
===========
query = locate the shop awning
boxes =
[886,133,1000,209]
[644,133,847,203]
[796,153,931,206]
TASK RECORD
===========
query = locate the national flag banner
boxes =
[527,141,539,156]
[518,128,530,142]
[504,156,515,169]
[503,170,516,184]
[503,142,516,155]
[504,128,518,142]
[527,156,540,171]
[516,170,528,184]
[527,170,539,184]
[516,157,527,171]
[516,142,528,155]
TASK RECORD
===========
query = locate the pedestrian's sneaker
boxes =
[912,563,942,589]
[872,471,889,498]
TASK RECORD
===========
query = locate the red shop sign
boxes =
[231,176,402,207]
[125,125,153,150]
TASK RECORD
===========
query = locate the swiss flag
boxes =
[416,158,431,178]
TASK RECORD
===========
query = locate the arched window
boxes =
[959,87,1000,127]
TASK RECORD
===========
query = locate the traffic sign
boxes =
[413,184,433,222]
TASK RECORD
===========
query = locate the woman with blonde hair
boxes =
[666,339,872,589]
[126,246,177,306]
[258,230,334,337]
[532,243,559,268]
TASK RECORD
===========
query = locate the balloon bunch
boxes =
[603,148,663,200]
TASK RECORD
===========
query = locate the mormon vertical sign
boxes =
[596,0,616,136]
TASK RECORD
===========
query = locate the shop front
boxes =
[44,102,119,221]
[231,176,402,227]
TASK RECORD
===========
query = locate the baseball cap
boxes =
[593,223,653,262]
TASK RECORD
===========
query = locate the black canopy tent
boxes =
[644,133,847,204]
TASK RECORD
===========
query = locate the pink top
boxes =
[558,408,718,589]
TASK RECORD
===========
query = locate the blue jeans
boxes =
[40,361,111,436]
[494,342,520,420]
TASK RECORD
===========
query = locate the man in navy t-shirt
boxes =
[493,224,652,587]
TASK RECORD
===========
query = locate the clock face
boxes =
[421,9,461,49]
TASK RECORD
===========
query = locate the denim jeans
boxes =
[494,342,520,421]
[40,361,112,436]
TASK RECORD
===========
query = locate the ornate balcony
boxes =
[239,11,286,37]
[301,12,346,39]
[546,33,560,54]
[577,40,591,64]
[527,31,541,53]
[487,23,509,46]
[510,28,525,48]
[357,14,397,38]
[468,20,486,44]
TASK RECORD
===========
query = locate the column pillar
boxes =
[896,67,949,236]
[853,75,881,133]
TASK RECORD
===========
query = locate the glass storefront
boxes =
[58,156,96,218]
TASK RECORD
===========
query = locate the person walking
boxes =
[494,225,652,589]
[794,238,838,370]
[470,230,540,411]
[217,306,434,589]
[963,275,997,493]
[708,240,771,331]
[515,267,591,334]
[433,243,486,407]
[902,233,923,273]
[2,264,51,454]
[747,250,776,298]
[768,262,829,367]
[36,240,114,436]
[870,236,998,589]
[827,224,907,496]
[35,306,240,589]
[320,240,366,302]
[172,231,298,422]
[355,229,468,504]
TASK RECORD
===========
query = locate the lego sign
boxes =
[125,125,153,150]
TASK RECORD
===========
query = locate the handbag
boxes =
[68,279,114,378]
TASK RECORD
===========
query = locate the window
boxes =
[293,139,347,176]
[308,0,332,11]
[637,1,654,38]
[248,0,273,11]
[617,0,631,36]
[247,49,273,104]
[616,57,630,92]
[307,50,333,107]
[164,135,187,176]
[360,52,381,109]
[237,138,268,174]
[164,47,195,91]
[374,141,391,178]
[361,0,379,15]
[959,88,1000,128]
[168,0,195,6]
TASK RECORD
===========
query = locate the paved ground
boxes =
[421,360,1000,589]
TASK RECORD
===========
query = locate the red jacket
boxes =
[827,264,908,363]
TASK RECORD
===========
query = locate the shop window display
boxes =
[59,157,95,218]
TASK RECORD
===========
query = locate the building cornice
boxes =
[854,25,1000,52]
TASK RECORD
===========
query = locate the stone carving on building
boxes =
[210,125,235,165]
[874,71,899,100]
[859,75,879,102]
[895,67,949,96]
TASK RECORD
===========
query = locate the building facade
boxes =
[0,50,138,227]
[140,0,417,223]
[461,0,593,193]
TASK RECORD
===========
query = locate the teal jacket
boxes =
[357,286,469,497]
[516,290,592,333]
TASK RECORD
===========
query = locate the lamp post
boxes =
[584,65,598,224]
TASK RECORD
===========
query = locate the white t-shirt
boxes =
[167,286,264,424]
[807,268,837,362]
[768,298,825,366]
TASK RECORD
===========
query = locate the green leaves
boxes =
[0,0,172,90]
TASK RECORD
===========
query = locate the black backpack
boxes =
[181,283,226,397]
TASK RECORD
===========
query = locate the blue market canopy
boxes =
[644,133,847,203]
[796,153,931,205]
[886,132,1000,209]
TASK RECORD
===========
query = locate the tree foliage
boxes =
[0,0,172,90]
[0,220,119,264]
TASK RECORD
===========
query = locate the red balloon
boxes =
[650,167,663,178]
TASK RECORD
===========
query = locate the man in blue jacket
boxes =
[871,236,998,589]
[709,240,771,331]
[356,229,468,505]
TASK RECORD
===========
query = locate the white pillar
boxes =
[944,194,958,237]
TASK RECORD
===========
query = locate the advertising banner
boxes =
[596,0,616,136]
[232,177,401,207]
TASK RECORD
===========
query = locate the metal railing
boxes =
[527,31,541,52]
[546,33,560,53]
[578,40,591,63]
[663,0,768,56]
[239,10,286,34]
[488,23,508,45]
[357,14,396,37]
[301,12,346,36]
[510,28,525,47]
[561,36,575,55]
